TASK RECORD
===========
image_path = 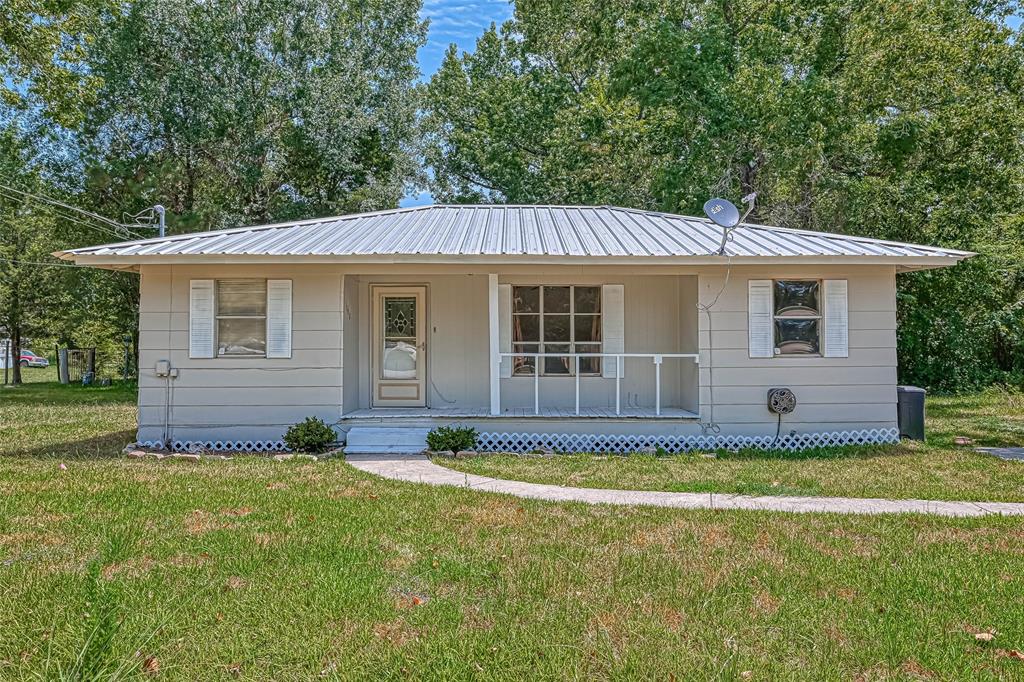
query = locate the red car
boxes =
[19,350,49,368]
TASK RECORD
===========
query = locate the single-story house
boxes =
[56,204,971,454]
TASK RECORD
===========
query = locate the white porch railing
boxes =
[497,352,699,417]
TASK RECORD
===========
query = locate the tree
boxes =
[82,0,428,231]
[0,128,66,384]
[0,0,117,127]
[426,0,1024,389]
[422,1,672,205]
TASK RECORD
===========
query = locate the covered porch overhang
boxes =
[341,270,701,421]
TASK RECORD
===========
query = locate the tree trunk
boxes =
[11,326,21,385]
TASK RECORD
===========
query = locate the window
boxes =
[773,279,820,355]
[216,279,266,356]
[512,285,601,375]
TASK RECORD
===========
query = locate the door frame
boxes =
[370,285,428,407]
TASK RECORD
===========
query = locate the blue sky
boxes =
[418,0,514,78]
[402,0,513,207]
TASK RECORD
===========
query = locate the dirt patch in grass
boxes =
[102,552,211,580]
[372,619,421,647]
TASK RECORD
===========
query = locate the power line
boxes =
[0,187,134,242]
[0,181,149,240]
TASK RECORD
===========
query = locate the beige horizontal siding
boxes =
[700,384,896,405]
[139,385,342,407]
[710,402,895,424]
[702,347,897,368]
[699,365,896,386]
[137,264,343,443]
[138,425,303,443]
[699,328,895,351]
[139,368,342,389]
[134,262,901,443]
[138,310,341,333]
[140,404,339,428]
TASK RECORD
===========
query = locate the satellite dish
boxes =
[703,198,740,228]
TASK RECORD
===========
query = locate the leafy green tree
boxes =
[426,0,1024,389]
[0,128,67,384]
[82,0,427,231]
[0,0,117,127]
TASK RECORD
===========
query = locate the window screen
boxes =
[216,280,267,356]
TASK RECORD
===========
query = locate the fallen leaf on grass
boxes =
[996,649,1024,661]
[142,656,160,675]
[975,631,997,643]
[228,662,242,676]
[368,494,379,500]
[954,436,975,446]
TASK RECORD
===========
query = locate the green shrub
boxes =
[426,425,477,452]
[284,417,336,453]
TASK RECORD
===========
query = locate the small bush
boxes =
[284,417,336,453]
[426,425,477,452]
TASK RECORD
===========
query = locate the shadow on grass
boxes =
[0,380,137,406]
[5,430,135,460]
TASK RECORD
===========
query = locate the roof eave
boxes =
[60,252,972,270]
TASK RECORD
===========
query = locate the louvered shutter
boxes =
[266,279,292,358]
[748,280,773,358]
[189,280,215,358]
[498,284,512,378]
[602,284,625,378]
[823,279,849,358]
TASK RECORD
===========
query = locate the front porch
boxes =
[341,271,702,421]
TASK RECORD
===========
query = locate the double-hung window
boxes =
[511,285,602,376]
[216,279,267,356]
[773,279,821,355]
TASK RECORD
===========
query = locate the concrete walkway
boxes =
[346,454,1024,518]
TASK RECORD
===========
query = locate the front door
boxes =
[372,286,426,407]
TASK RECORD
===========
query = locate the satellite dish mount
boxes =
[703,193,757,255]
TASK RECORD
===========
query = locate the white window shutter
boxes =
[748,280,773,358]
[823,279,849,358]
[498,284,512,378]
[266,279,292,358]
[189,280,215,359]
[602,284,625,378]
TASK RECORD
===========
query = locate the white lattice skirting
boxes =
[135,439,289,453]
[475,428,900,454]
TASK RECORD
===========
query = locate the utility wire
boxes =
[0,181,148,240]
[0,187,134,242]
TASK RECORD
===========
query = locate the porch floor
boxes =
[341,406,700,420]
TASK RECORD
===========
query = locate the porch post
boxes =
[488,273,500,415]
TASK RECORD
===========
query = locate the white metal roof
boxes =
[57,204,973,270]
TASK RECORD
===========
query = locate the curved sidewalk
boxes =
[346,454,1024,518]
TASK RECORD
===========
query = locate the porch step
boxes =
[344,427,431,455]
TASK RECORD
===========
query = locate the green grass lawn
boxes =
[440,389,1024,502]
[3,381,1024,679]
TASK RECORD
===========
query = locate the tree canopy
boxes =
[424,0,1024,389]
[1,0,1023,389]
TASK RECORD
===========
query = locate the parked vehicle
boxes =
[19,350,50,368]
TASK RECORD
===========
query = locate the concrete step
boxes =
[344,427,430,455]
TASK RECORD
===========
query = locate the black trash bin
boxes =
[896,385,926,441]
